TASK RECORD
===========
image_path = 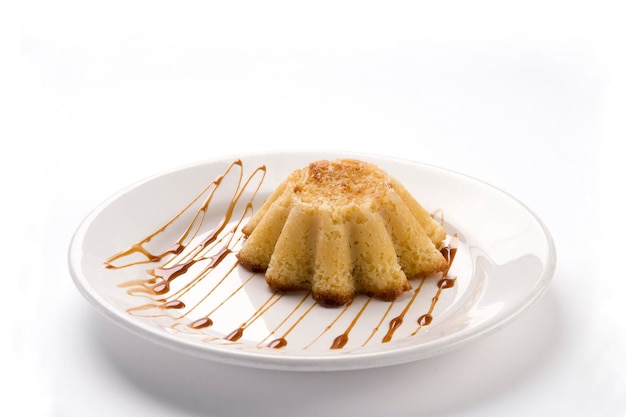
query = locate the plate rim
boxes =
[68,149,557,371]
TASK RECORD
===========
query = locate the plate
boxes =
[69,150,556,371]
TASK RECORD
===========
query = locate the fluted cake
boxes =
[236,159,448,306]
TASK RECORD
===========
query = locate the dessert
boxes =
[237,159,448,306]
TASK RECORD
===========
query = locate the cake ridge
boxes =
[237,158,448,306]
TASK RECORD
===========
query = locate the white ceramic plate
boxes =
[69,150,556,371]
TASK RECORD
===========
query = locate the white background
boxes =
[3,1,625,416]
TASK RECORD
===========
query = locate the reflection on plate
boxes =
[69,151,556,371]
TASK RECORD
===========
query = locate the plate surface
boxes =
[69,150,556,371]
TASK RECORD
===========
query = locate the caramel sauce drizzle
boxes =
[263,292,316,349]
[105,161,247,269]
[410,233,459,337]
[105,160,460,352]
[225,291,285,342]
[187,270,256,330]
[304,300,354,349]
[189,317,213,329]
[411,277,456,336]
[362,300,396,346]
[382,277,427,343]
[109,161,265,319]
[331,298,372,349]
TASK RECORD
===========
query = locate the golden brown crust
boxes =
[238,158,449,306]
[360,281,411,302]
[292,159,391,206]
[235,253,266,272]
[311,292,354,307]
[266,281,310,293]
